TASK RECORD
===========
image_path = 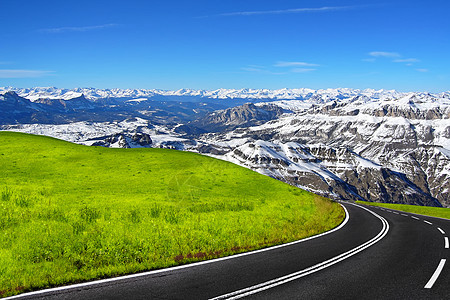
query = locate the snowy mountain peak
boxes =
[0,86,422,102]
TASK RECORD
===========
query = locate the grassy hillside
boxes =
[0,132,344,297]
[356,201,450,219]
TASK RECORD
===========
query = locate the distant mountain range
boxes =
[2,87,450,208]
[4,86,449,101]
[0,90,225,125]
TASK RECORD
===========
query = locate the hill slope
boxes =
[0,132,343,297]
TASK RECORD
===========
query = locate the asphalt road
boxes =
[9,202,449,300]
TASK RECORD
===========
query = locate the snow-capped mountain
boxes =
[0,90,225,125]
[0,86,430,101]
[1,118,189,148]
[2,87,450,207]
[199,93,450,207]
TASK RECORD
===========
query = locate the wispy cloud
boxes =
[39,23,118,34]
[369,51,401,58]
[291,68,316,73]
[274,61,319,67]
[393,58,420,63]
[367,52,423,67]
[241,66,285,75]
[219,6,359,17]
[365,51,428,72]
[242,60,318,75]
[241,67,264,72]
[275,61,318,73]
[0,69,55,78]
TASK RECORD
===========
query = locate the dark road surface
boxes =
[8,202,450,299]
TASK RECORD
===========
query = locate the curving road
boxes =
[8,202,450,299]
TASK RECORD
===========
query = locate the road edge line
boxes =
[210,202,389,300]
[424,259,446,289]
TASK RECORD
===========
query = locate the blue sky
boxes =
[0,0,449,92]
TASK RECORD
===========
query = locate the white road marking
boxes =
[423,220,433,225]
[401,213,408,217]
[445,237,449,249]
[393,212,399,215]
[437,227,445,235]
[210,203,389,300]
[424,259,446,289]
[5,205,352,300]
[411,216,420,220]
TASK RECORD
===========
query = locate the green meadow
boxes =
[356,201,450,220]
[0,131,344,297]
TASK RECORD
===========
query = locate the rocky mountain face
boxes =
[2,88,450,207]
[189,103,287,132]
[90,132,153,148]
[197,94,450,207]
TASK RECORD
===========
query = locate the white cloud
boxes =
[241,67,264,72]
[369,51,401,58]
[367,52,424,68]
[275,61,319,67]
[0,69,55,78]
[393,58,420,63]
[39,23,118,34]
[291,68,316,73]
[243,60,318,75]
[219,6,358,17]
[247,64,266,69]
[241,66,285,75]
[416,68,429,72]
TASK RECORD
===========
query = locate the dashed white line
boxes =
[445,237,449,249]
[393,212,399,215]
[423,220,433,225]
[424,259,446,289]
[401,213,408,217]
[411,216,420,220]
[437,227,445,235]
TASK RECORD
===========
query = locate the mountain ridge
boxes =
[2,87,449,207]
[4,86,449,102]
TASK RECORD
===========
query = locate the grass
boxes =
[356,201,450,220]
[0,131,344,297]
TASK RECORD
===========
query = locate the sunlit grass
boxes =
[0,132,344,297]
[356,201,450,219]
